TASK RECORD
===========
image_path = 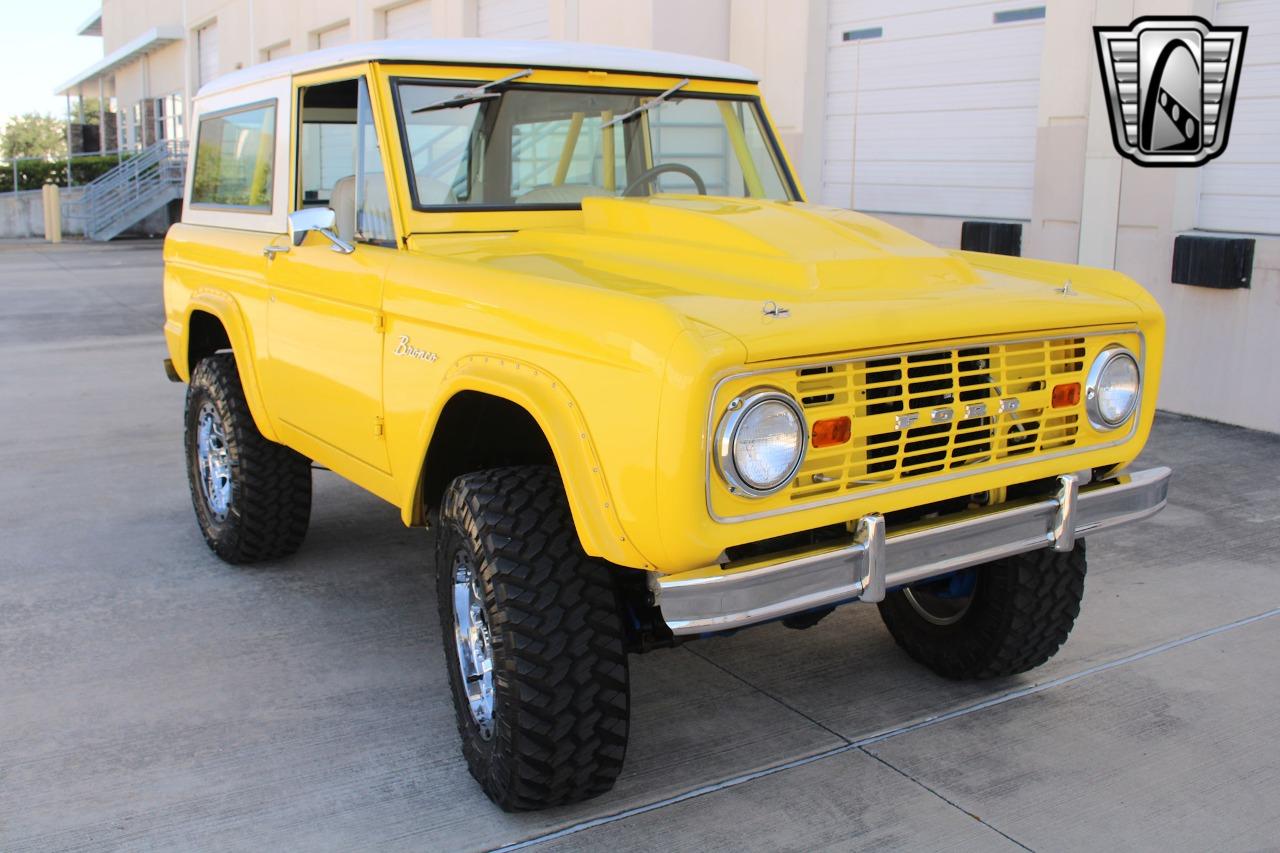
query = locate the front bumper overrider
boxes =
[658,466,1171,635]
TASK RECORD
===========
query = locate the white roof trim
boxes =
[196,38,757,98]
[77,8,103,37]
[56,25,184,95]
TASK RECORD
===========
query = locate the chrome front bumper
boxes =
[659,466,1172,636]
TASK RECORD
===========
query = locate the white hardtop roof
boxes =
[196,38,757,98]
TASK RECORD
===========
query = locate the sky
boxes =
[0,0,105,127]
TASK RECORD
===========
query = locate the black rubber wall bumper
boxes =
[1172,233,1254,290]
[961,220,1022,257]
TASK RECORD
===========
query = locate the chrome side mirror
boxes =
[288,207,354,254]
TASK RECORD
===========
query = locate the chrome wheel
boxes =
[196,402,232,522]
[452,553,495,740]
[903,570,978,627]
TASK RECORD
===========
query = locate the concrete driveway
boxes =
[2,241,1277,852]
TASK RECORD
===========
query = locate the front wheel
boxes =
[184,353,312,563]
[877,543,1087,680]
[435,466,630,811]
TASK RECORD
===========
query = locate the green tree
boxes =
[77,98,107,124]
[2,113,66,161]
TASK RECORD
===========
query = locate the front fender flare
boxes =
[174,291,278,442]
[403,354,652,570]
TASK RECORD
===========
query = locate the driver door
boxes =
[265,73,398,474]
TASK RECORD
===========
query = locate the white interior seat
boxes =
[330,174,395,242]
[516,185,612,205]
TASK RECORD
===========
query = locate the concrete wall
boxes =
[1021,0,1278,433]
[0,189,86,239]
[102,0,183,52]
[729,0,820,175]
[0,188,172,240]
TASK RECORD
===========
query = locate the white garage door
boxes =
[1199,0,1280,234]
[197,22,219,88]
[822,1,1045,219]
[477,0,549,39]
[263,41,290,62]
[383,1,434,40]
[316,23,350,49]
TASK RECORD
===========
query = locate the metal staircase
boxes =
[76,139,187,241]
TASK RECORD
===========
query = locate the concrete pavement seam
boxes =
[489,606,1280,852]
[859,747,1035,852]
[683,643,853,746]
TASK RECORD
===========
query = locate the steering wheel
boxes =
[622,163,708,197]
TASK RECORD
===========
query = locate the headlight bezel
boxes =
[1085,345,1141,430]
[715,388,808,498]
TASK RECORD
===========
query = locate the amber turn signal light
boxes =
[1052,382,1082,408]
[811,416,852,448]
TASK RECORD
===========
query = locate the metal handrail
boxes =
[68,139,188,240]
[79,140,184,196]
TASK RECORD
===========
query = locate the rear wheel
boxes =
[435,465,630,811]
[877,543,1087,679]
[184,353,312,563]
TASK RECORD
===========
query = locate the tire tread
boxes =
[878,543,1087,680]
[436,465,628,811]
[185,353,311,563]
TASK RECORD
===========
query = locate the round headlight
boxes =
[716,390,806,496]
[1086,346,1140,429]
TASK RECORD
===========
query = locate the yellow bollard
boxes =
[47,183,62,243]
[42,184,52,240]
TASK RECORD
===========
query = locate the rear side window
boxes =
[192,101,277,210]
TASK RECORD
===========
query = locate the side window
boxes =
[298,77,395,244]
[191,102,277,209]
[394,85,479,205]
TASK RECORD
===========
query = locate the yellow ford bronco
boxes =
[163,39,1171,810]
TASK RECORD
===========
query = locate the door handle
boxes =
[263,244,290,259]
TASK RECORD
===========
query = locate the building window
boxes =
[130,101,158,148]
[197,22,219,88]
[842,27,883,42]
[993,7,1046,24]
[156,93,185,141]
[192,101,277,209]
[170,93,185,140]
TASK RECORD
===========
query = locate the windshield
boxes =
[393,80,796,209]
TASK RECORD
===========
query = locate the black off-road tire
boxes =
[184,353,312,563]
[877,542,1087,680]
[435,466,629,811]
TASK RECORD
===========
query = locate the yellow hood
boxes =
[426,196,1151,363]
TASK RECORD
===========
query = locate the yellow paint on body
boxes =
[164,60,1165,576]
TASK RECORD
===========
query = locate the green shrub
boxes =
[0,154,135,192]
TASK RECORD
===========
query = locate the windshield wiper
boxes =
[602,79,690,128]
[411,68,534,114]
